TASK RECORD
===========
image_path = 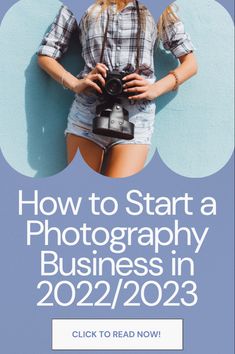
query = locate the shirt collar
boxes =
[110,1,136,10]
[125,1,136,8]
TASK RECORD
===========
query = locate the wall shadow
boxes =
[154,45,179,114]
[146,45,179,161]
[24,30,84,177]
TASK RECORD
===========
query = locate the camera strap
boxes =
[100,0,142,72]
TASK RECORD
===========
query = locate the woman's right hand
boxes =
[37,57,109,95]
[74,63,108,95]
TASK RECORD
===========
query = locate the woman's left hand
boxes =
[123,73,157,101]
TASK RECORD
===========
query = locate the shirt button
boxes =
[117,46,121,51]
[116,62,120,66]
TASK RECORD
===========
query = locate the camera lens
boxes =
[105,78,123,96]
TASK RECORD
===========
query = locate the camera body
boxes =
[102,70,129,98]
[93,70,135,140]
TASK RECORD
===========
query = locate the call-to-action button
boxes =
[52,319,183,351]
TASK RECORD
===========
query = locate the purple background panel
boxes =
[0,148,234,354]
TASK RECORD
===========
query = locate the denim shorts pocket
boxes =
[132,113,155,129]
[134,119,152,129]
[136,100,156,114]
[75,91,98,105]
[73,92,99,120]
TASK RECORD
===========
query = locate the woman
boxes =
[37,0,197,178]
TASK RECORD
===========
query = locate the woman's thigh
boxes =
[66,134,104,173]
[104,144,149,178]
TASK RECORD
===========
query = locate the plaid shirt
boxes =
[38,2,194,79]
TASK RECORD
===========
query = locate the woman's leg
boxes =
[66,133,105,173]
[104,144,149,178]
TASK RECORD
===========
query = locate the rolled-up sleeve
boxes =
[162,21,195,58]
[37,5,78,59]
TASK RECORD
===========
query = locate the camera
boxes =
[101,70,131,99]
[92,70,135,140]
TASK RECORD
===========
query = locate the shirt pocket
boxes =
[82,15,103,46]
[120,13,136,32]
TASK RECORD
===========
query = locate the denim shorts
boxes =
[65,90,156,150]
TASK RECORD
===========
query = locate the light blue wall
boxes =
[0,0,82,177]
[0,0,234,177]
[151,0,234,177]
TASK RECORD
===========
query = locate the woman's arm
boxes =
[37,5,107,94]
[123,52,198,100]
[38,56,80,92]
[38,56,107,94]
[124,17,198,101]
[151,52,198,98]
